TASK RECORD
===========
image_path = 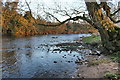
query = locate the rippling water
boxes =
[1,34,91,78]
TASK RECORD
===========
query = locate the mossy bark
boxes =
[85,2,120,53]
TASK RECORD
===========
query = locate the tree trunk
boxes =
[85,2,120,53]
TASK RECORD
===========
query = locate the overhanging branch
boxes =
[111,8,120,16]
[37,15,97,29]
[43,11,61,23]
[109,16,120,23]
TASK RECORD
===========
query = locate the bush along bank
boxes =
[1,2,98,37]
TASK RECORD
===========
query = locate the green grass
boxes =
[82,36,101,44]
[88,58,111,66]
[109,51,120,62]
[87,51,120,67]
[104,72,120,79]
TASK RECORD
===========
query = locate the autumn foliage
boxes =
[1,2,97,37]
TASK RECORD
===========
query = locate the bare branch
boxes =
[25,0,31,14]
[35,1,96,28]
[25,0,37,24]
[108,16,120,23]
[44,11,61,23]
[54,9,71,18]
[46,7,72,18]
[71,9,84,15]
[37,14,97,29]
[110,8,120,16]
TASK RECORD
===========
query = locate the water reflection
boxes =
[2,34,91,78]
[2,51,20,78]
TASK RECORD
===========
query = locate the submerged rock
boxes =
[51,37,58,38]
[53,61,57,63]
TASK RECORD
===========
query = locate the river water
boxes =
[1,34,91,78]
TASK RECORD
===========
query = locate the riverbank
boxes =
[75,53,119,79]
[50,35,120,79]
[40,35,119,79]
[2,23,98,37]
[76,36,120,79]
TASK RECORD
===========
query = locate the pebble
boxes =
[41,56,44,58]
[18,48,21,50]
[67,61,71,63]
[77,74,81,77]
[113,68,118,70]
[54,61,57,63]
[73,55,76,57]
[64,72,67,74]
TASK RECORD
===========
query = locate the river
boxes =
[1,34,92,78]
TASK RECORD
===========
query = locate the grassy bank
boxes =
[82,35,101,44]
[82,35,120,62]
[82,35,120,79]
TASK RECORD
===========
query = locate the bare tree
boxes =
[12,0,119,53]
[35,0,120,53]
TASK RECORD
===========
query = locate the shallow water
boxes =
[1,34,91,78]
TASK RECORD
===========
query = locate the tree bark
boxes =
[85,2,120,53]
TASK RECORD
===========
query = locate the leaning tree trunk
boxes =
[85,2,120,53]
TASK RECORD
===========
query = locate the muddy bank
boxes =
[76,61,119,78]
